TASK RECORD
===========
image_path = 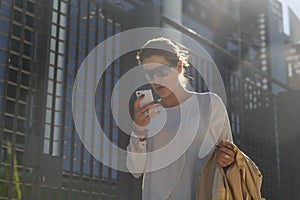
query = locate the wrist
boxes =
[132,122,148,141]
[133,121,147,131]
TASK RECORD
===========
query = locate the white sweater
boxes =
[126,92,233,200]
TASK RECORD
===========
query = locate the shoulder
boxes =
[194,92,224,105]
[198,92,228,116]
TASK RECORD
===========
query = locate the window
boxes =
[26,1,35,13]
[13,9,23,23]
[25,29,33,42]
[11,39,20,52]
[0,18,9,33]
[0,49,7,64]
[1,4,11,18]
[23,43,32,57]
[21,72,30,86]
[26,15,34,27]
[6,100,15,114]
[8,68,18,82]
[0,34,8,48]
[14,0,23,8]
[4,115,14,130]
[9,53,19,67]
[20,88,28,102]
[12,24,22,38]
[22,58,31,71]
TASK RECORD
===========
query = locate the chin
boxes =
[156,90,172,99]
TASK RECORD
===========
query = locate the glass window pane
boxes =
[8,68,18,82]
[56,68,64,82]
[0,49,7,64]
[0,19,10,33]
[0,66,6,80]
[6,99,15,114]
[43,139,50,154]
[60,14,67,27]
[26,15,34,27]
[55,96,63,110]
[58,41,65,54]
[51,24,57,37]
[53,0,59,10]
[13,9,23,22]
[50,52,55,65]
[11,39,20,52]
[12,24,22,38]
[21,72,30,86]
[50,38,56,51]
[0,34,8,48]
[20,88,28,102]
[7,84,17,98]
[47,80,54,94]
[61,2,67,14]
[9,53,19,67]
[52,11,58,24]
[45,109,52,123]
[24,43,32,57]
[46,94,53,109]
[25,29,33,42]
[14,0,23,8]
[59,28,66,41]
[1,4,11,18]
[5,115,14,130]
[22,58,31,71]
[26,1,35,13]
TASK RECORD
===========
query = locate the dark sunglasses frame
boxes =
[143,64,176,81]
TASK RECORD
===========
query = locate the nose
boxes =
[152,73,162,81]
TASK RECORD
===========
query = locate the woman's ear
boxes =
[176,60,183,73]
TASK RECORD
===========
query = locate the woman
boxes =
[126,37,235,200]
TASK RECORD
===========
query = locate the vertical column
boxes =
[162,0,183,43]
[163,0,182,24]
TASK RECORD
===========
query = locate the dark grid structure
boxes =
[286,43,300,89]
[41,0,122,199]
[0,0,44,199]
[238,1,286,198]
[0,0,136,199]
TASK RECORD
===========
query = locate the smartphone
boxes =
[136,89,154,107]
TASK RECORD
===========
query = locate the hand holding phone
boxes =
[136,89,154,107]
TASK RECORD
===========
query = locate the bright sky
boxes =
[278,0,300,35]
[283,0,300,19]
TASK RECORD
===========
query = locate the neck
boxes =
[160,85,192,108]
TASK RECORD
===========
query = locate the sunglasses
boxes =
[143,64,175,81]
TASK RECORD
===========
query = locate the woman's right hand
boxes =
[134,94,157,129]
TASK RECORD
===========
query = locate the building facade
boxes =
[286,43,300,89]
[0,0,139,199]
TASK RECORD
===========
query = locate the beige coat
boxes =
[195,141,265,200]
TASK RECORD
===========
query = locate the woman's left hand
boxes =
[215,141,236,168]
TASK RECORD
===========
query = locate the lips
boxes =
[155,85,165,91]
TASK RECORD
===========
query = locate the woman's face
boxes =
[142,55,182,99]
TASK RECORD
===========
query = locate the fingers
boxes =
[134,94,145,111]
[217,142,235,157]
[215,141,235,168]
[134,94,156,112]
[134,95,158,127]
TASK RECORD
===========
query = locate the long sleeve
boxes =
[126,131,147,178]
[198,93,233,158]
[210,93,233,142]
